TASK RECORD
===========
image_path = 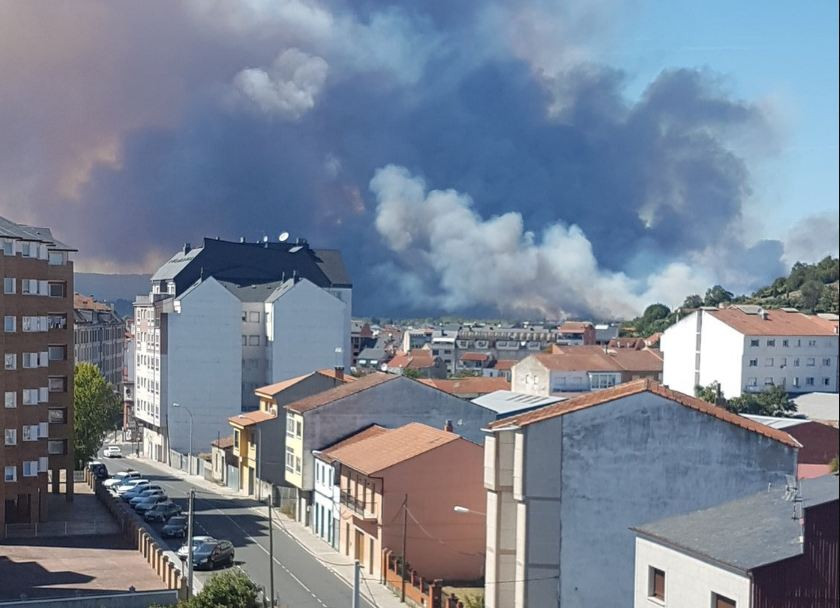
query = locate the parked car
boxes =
[177,536,216,560]
[191,540,235,570]
[160,515,188,537]
[115,479,150,496]
[89,462,109,480]
[103,445,122,458]
[146,502,183,524]
[134,494,168,513]
[122,484,163,502]
[128,488,166,507]
[103,470,138,489]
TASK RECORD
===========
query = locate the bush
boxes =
[156,570,261,608]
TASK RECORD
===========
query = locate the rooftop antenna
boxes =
[279,231,289,242]
[262,235,269,243]
[289,245,303,253]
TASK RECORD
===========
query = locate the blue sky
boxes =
[614,0,838,238]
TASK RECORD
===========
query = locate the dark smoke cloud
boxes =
[0,1,824,317]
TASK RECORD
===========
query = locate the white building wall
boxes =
[633,537,751,608]
[312,459,339,548]
[241,301,268,408]
[166,278,242,454]
[739,333,838,396]
[271,280,348,382]
[511,357,549,396]
[661,312,702,395]
[697,313,746,398]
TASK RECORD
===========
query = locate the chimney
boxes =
[334,365,344,381]
[183,242,191,254]
[444,419,453,433]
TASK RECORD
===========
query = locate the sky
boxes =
[0,0,837,319]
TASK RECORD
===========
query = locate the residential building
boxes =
[793,392,839,427]
[632,473,839,608]
[661,305,839,398]
[419,377,511,399]
[73,293,124,388]
[228,368,353,496]
[132,237,351,464]
[386,350,447,378]
[321,423,485,580]
[743,414,838,478]
[555,321,596,345]
[483,379,799,608]
[457,351,495,373]
[122,317,137,442]
[511,346,663,396]
[482,359,516,381]
[210,435,235,488]
[401,328,434,352]
[430,334,457,374]
[355,340,389,373]
[456,326,571,363]
[470,390,564,420]
[283,372,498,525]
[595,322,620,345]
[1,216,76,533]
[350,321,375,367]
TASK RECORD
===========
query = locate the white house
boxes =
[482,378,799,608]
[661,306,839,399]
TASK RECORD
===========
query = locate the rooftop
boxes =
[419,377,511,396]
[792,392,839,425]
[285,372,396,414]
[228,410,277,428]
[320,422,461,476]
[0,216,75,251]
[471,390,564,417]
[316,425,389,463]
[740,414,810,430]
[708,306,839,337]
[633,474,839,573]
[255,369,354,398]
[488,378,800,448]
[531,346,663,373]
[211,436,235,449]
[460,352,492,362]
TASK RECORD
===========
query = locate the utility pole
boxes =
[186,490,195,598]
[400,494,408,603]
[268,492,275,607]
[353,560,361,608]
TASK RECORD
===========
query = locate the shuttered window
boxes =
[649,567,665,600]
[713,593,736,608]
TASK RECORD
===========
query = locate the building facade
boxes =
[133,237,351,464]
[74,293,124,388]
[662,306,839,398]
[483,379,799,608]
[1,217,75,533]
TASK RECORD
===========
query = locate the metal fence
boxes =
[3,519,117,539]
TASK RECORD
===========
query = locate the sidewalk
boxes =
[124,453,404,608]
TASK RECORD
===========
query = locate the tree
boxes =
[402,368,422,379]
[704,285,734,307]
[642,303,671,324]
[694,382,725,406]
[154,570,261,608]
[682,295,703,309]
[725,385,797,417]
[799,280,823,311]
[74,362,121,468]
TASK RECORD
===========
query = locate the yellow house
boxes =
[228,410,275,495]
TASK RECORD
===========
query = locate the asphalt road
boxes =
[102,456,374,608]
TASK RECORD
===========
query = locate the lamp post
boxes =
[453,505,486,516]
[172,402,193,474]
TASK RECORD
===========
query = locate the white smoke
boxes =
[371,165,710,319]
[232,48,328,119]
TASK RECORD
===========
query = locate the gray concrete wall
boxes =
[0,590,178,607]
[522,391,797,608]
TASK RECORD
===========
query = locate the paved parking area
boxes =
[0,534,166,601]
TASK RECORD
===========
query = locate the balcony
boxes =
[340,491,377,520]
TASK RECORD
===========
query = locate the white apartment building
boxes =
[661,306,839,399]
[73,294,125,388]
[133,237,351,464]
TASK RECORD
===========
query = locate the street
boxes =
[103,456,377,608]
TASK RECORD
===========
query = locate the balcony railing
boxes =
[340,491,376,519]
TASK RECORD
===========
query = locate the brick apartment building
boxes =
[1,217,75,533]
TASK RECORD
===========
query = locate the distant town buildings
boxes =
[73,293,124,388]
[662,305,839,398]
[133,236,351,464]
[1,216,76,533]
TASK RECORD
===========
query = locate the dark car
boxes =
[161,515,188,538]
[144,501,182,523]
[134,494,168,513]
[191,540,235,570]
[90,462,109,480]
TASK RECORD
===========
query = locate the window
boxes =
[750,339,759,347]
[823,378,831,387]
[5,392,17,408]
[793,377,800,387]
[5,429,17,446]
[48,345,67,361]
[4,316,15,332]
[778,357,787,367]
[22,461,39,477]
[23,389,39,405]
[48,376,67,392]
[822,358,832,366]
[286,414,295,437]
[242,335,247,346]
[241,312,247,322]
[295,456,301,473]
[765,358,774,367]
[747,377,758,387]
[48,282,66,298]
[648,567,665,601]
[5,353,16,370]
[808,339,817,347]
[764,377,774,386]
[248,335,260,346]
[748,359,758,367]
[2,239,12,255]
[48,314,67,330]
[48,440,67,455]
[296,420,302,437]
[806,358,816,367]
[285,448,295,473]
[4,466,16,482]
[3,277,15,294]
[233,430,240,450]
[48,251,67,265]
[806,377,815,386]
[782,339,789,347]
[766,339,775,347]
[48,408,66,424]
[713,593,736,608]
[249,311,260,322]
[794,358,800,367]
[22,425,39,441]
[795,339,802,347]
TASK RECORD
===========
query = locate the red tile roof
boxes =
[419,377,510,396]
[558,321,593,333]
[388,352,437,370]
[228,410,276,428]
[708,308,839,337]
[488,378,801,448]
[493,359,516,370]
[531,346,662,373]
[460,352,491,362]
[285,372,397,414]
[316,425,390,463]
[255,369,354,398]
[212,436,235,449]
[320,422,462,475]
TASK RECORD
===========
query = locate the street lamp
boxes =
[172,402,194,474]
[453,505,486,516]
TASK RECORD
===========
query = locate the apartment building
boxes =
[1,217,75,532]
[661,306,839,398]
[74,293,124,388]
[483,379,798,608]
[133,236,351,464]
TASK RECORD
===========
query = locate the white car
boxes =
[103,445,122,458]
[115,479,150,496]
[103,470,139,489]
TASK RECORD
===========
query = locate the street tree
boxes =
[74,362,121,468]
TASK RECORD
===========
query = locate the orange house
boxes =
[320,422,485,582]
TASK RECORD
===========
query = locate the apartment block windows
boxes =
[248,335,260,346]
[807,358,816,367]
[764,377,774,386]
[22,461,39,477]
[48,281,66,298]
[5,353,17,370]
[808,339,817,347]
[285,448,295,473]
[249,312,260,322]
[233,430,240,450]
[48,345,67,361]
[765,358,774,367]
[5,429,17,446]
[48,376,67,392]
[3,277,15,294]
[22,425,40,441]
[747,377,758,388]
[48,251,67,265]
[794,358,800,367]
[713,593,736,608]
[750,339,759,347]
[241,312,247,322]
[4,466,16,482]
[242,335,247,346]
[823,378,831,387]
[766,339,775,347]
[48,440,67,455]
[286,414,295,438]
[48,408,66,424]
[4,316,15,332]
[782,339,789,347]
[23,389,39,405]
[48,314,67,330]
[748,359,758,367]
[822,358,832,366]
[793,377,800,388]
[5,392,17,408]
[296,420,302,437]
[2,239,12,255]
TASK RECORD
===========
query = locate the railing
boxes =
[4,519,113,538]
[340,491,375,518]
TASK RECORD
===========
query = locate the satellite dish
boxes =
[289,245,303,253]
[262,235,269,243]
[279,232,289,242]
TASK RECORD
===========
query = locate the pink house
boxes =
[322,422,485,581]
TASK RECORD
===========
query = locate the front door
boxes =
[355,529,365,563]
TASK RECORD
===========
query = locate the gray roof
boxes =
[219,278,291,302]
[792,392,839,424]
[471,390,564,417]
[633,474,839,573]
[0,216,75,251]
[741,414,810,430]
[150,246,203,281]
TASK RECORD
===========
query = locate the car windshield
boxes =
[195,542,217,553]
[168,517,186,525]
